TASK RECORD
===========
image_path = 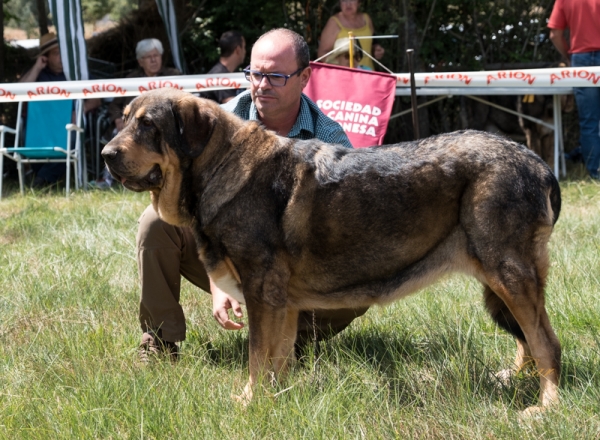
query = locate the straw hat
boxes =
[38,32,59,57]
[325,37,363,64]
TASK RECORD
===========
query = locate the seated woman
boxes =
[325,37,372,70]
[317,0,384,70]
[107,38,181,133]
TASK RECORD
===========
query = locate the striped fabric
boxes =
[155,0,186,74]
[47,0,89,81]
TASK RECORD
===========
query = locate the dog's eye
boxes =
[140,118,153,127]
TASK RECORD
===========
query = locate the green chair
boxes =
[0,99,84,200]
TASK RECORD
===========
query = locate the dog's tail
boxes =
[547,171,561,226]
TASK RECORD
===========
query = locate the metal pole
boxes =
[406,49,420,140]
[348,32,354,69]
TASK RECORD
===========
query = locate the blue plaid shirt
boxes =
[221,90,353,148]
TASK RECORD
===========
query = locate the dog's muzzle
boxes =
[101,146,163,192]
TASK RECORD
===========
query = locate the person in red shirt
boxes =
[548,0,600,180]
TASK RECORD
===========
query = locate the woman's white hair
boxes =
[136,38,164,59]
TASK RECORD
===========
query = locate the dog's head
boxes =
[101,88,220,224]
[102,88,217,192]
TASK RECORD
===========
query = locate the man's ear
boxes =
[300,66,312,89]
[171,96,217,158]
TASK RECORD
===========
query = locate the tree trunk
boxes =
[36,0,49,36]
[173,0,189,35]
[402,0,430,138]
[0,0,4,81]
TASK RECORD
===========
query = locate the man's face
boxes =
[138,49,163,77]
[249,35,310,121]
[46,47,63,74]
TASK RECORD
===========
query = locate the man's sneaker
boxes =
[139,332,179,363]
[590,171,600,181]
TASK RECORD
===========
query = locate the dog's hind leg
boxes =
[484,286,534,383]
[483,261,561,413]
[484,286,533,369]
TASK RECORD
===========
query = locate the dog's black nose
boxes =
[101,147,118,162]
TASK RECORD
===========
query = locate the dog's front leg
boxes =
[235,299,288,405]
[271,308,299,378]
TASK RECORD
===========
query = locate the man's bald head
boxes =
[253,28,310,71]
[248,28,312,135]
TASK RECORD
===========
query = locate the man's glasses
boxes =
[243,66,305,87]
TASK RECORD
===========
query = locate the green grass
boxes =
[1,175,599,439]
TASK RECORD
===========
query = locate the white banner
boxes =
[395,66,600,88]
[1,66,599,103]
[0,73,248,103]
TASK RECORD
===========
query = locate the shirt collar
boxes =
[244,92,314,138]
[287,95,314,138]
[248,96,260,122]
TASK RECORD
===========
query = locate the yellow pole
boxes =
[348,31,354,69]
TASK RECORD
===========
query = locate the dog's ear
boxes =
[170,95,217,158]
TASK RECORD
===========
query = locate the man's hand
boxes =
[18,56,48,83]
[211,279,245,330]
[549,29,570,66]
[35,56,48,70]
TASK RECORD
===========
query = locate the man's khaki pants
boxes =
[137,205,368,344]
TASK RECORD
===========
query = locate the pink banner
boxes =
[304,62,398,148]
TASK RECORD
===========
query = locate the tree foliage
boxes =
[183,0,291,73]
[179,0,561,75]
[4,0,39,36]
[411,0,558,70]
[3,0,134,36]
[3,0,562,70]
[79,0,134,23]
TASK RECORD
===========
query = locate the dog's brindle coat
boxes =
[102,88,561,413]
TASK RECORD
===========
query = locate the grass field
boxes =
[0,173,599,439]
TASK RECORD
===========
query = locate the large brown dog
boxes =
[102,88,561,413]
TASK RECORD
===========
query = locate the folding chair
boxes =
[0,99,84,200]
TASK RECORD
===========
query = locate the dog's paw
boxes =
[519,405,547,420]
[231,393,251,407]
[232,382,253,406]
[494,368,515,387]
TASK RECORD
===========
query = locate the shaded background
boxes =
[1,0,579,149]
